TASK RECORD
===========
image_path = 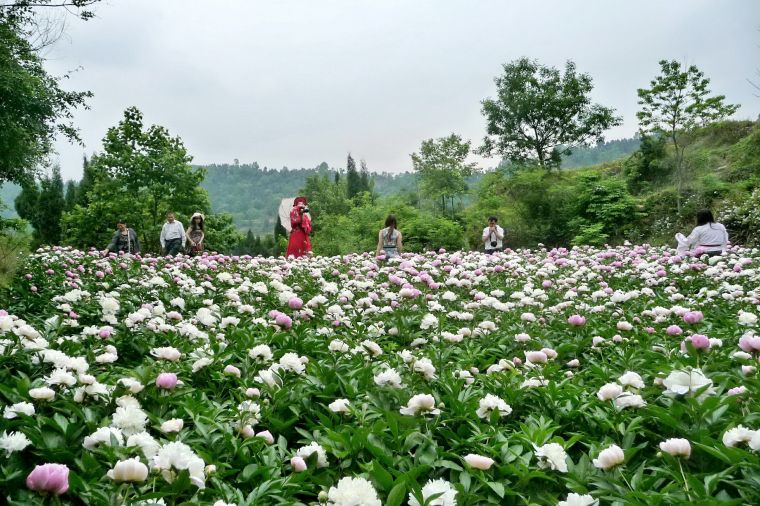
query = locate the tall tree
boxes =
[479,58,621,170]
[346,153,362,198]
[0,16,92,186]
[359,159,373,195]
[637,60,739,211]
[64,180,77,210]
[411,133,477,215]
[61,107,213,251]
[14,165,65,245]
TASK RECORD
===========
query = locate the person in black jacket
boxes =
[102,220,140,256]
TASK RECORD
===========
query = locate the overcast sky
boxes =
[45,0,760,180]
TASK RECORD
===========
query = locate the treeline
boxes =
[201,160,420,235]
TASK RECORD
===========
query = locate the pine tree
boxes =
[346,153,361,198]
[76,155,97,206]
[359,159,373,194]
[38,166,65,244]
[15,166,66,245]
[64,180,78,211]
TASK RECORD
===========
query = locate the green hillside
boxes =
[464,120,760,249]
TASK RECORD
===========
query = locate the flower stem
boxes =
[678,458,692,501]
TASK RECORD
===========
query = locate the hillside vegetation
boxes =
[465,120,760,249]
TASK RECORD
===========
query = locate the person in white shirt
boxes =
[685,209,728,257]
[482,216,504,254]
[160,212,186,256]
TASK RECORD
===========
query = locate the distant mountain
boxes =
[201,163,420,234]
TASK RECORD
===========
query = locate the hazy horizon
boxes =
[38,0,760,180]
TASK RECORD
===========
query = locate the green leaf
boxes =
[385,482,406,506]
[370,461,394,492]
[487,481,506,498]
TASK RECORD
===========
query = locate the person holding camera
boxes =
[286,196,312,257]
[482,216,504,254]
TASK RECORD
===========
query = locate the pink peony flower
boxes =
[275,314,293,328]
[567,315,586,326]
[682,311,704,324]
[464,453,495,470]
[26,463,69,496]
[155,372,178,390]
[290,456,307,472]
[224,365,241,378]
[666,325,683,336]
[288,297,303,309]
[690,334,710,349]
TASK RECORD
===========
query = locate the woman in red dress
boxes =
[286,196,312,257]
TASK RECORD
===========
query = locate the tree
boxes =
[411,133,477,215]
[14,165,65,245]
[346,153,362,198]
[479,58,621,170]
[0,1,101,23]
[64,180,77,210]
[62,107,216,252]
[637,60,740,211]
[359,159,373,196]
[0,19,91,185]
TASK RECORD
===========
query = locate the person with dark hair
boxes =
[102,220,140,256]
[286,196,312,257]
[185,212,205,256]
[377,214,402,259]
[685,209,728,256]
[482,216,504,254]
[160,211,185,256]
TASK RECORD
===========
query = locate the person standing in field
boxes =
[160,212,185,256]
[482,216,504,254]
[286,197,312,257]
[186,212,205,256]
[102,220,140,256]
[377,214,402,259]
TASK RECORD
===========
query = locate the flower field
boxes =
[1,245,760,505]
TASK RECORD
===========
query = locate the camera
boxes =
[490,240,497,247]
[301,206,310,214]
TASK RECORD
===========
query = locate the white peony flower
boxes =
[596,383,623,401]
[4,402,35,419]
[557,493,598,506]
[112,404,148,436]
[160,418,184,433]
[663,368,714,398]
[28,386,56,401]
[127,431,160,458]
[295,442,329,468]
[326,476,381,506]
[413,358,437,380]
[659,438,691,458]
[151,441,206,488]
[328,399,350,414]
[534,442,568,473]
[83,426,124,450]
[0,431,31,455]
[374,368,404,388]
[150,347,182,361]
[476,394,512,418]
[618,371,645,389]
[108,457,149,482]
[408,478,457,506]
[614,393,647,409]
[400,394,440,416]
[722,425,755,447]
[593,444,625,470]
